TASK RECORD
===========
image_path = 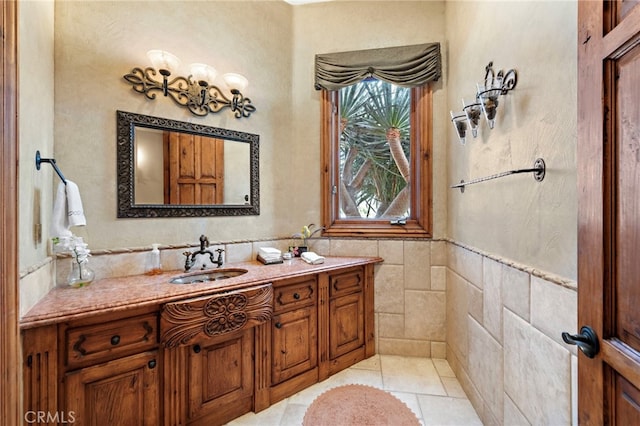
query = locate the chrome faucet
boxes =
[183,235,224,271]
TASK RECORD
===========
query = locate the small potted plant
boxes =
[290,223,323,257]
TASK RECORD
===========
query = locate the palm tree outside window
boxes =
[338,80,411,219]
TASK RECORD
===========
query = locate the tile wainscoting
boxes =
[446,241,578,426]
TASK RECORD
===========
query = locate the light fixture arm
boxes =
[483,61,517,95]
[123,67,255,118]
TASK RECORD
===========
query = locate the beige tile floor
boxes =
[228,355,483,426]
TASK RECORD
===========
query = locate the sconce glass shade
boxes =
[146,50,181,75]
[189,63,218,85]
[223,73,249,92]
[476,83,502,129]
[462,98,482,138]
[451,111,468,145]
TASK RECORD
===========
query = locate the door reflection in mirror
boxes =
[134,127,250,205]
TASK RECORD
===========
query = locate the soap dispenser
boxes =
[145,243,163,275]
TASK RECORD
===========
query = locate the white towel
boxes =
[51,180,86,238]
[301,251,325,265]
[258,247,282,261]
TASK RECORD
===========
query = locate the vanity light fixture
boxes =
[451,62,517,144]
[123,50,256,118]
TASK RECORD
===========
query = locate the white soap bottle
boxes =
[145,243,162,275]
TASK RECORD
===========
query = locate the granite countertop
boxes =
[20,256,382,329]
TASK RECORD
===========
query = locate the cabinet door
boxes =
[272,305,318,384]
[186,328,254,426]
[329,291,364,360]
[64,350,160,426]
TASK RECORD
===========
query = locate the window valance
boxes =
[314,42,441,91]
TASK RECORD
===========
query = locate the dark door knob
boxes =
[562,325,599,358]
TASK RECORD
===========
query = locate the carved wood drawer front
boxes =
[160,283,273,348]
[329,268,363,298]
[65,313,158,369]
[273,277,317,314]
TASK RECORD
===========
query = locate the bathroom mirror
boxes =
[117,110,259,218]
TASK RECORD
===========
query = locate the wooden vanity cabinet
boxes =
[58,307,161,425]
[160,283,272,426]
[269,275,318,403]
[21,261,378,425]
[265,265,375,404]
[64,350,160,426]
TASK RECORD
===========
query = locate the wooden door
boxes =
[64,350,160,426]
[165,132,224,205]
[576,2,640,424]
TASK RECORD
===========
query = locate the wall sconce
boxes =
[450,111,468,145]
[123,50,256,118]
[451,62,517,143]
[462,98,482,138]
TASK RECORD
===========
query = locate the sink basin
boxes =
[169,268,248,284]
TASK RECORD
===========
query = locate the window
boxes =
[315,43,440,238]
[321,82,432,238]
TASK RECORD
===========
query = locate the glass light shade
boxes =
[451,111,468,145]
[146,50,181,74]
[476,83,500,129]
[189,63,217,84]
[462,98,482,138]
[223,73,249,92]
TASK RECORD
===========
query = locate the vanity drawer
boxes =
[273,277,317,313]
[65,313,158,368]
[329,267,364,298]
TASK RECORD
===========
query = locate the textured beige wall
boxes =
[444,1,578,423]
[446,1,577,280]
[19,0,55,270]
[18,0,57,311]
[290,1,448,237]
[49,0,447,253]
[53,0,294,250]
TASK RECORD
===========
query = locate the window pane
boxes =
[338,80,411,219]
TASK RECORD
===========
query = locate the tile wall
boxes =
[446,242,578,425]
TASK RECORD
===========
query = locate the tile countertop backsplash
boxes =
[20,256,382,329]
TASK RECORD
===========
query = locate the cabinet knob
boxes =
[110,335,120,345]
[193,344,201,353]
[275,322,282,329]
[148,359,157,369]
[293,293,301,300]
